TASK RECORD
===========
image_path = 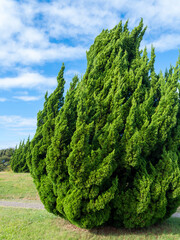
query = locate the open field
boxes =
[0,207,180,240]
[0,171,39,200]
[0,172,180,240]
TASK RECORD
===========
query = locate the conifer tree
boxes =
[28,64,66,213]
[11,139,29,173]
[30,20,180,229]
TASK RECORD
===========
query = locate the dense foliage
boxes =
[0,148,14,171]
[29,20,180,229]
[11,138,30,173]
[27,64,66,212]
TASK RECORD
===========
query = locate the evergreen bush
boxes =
[29,19,180,229]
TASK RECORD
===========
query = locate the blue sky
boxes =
[0,0,180,149]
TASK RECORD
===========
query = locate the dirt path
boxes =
[172,212,180,218]
[0,200,44,209]
[0,199,180,218]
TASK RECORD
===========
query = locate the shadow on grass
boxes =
[88,217,180,237]
[63,217,180,238]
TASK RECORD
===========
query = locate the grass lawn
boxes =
[0,171,39,200]
[0,171,180,240]
[0,207,180,240]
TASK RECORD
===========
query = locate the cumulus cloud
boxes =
[0,0,180,149]
[0,0,179,90]
[0,67,84,91]
[35,0,180,49]
[40,0,119,39]
[0,115,37,149]
[145,34,180,52]
[13,95,41,101]
[0,115,36,128]
[0,98,7,102]
[0,0,86,68]
[0,41,86,67]
[0,72,57,89]
[0,0,179,70]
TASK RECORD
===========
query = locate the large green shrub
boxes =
[29,19,180,229]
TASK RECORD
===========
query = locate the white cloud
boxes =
[0,115,36,149]
[0,98,7,102]
[108,0,180,51]
[145,34,180,52]
[40,1,119,39]
[105,0,180,30]
[0,41,86,67]
[0,115,36,128]
[0,68,84,91]
[0,72,56,89]
[13,95,41,101]
[0,0,23,40]
[1,0,180,149]
[0,0,87,68]
[0,0,179,69]
[39,0,180,41]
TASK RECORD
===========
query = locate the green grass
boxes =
[0,207,180,240]
[0,171,39,200]
[0,171,180,240]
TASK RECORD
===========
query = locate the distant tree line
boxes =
[0,148,14,171]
